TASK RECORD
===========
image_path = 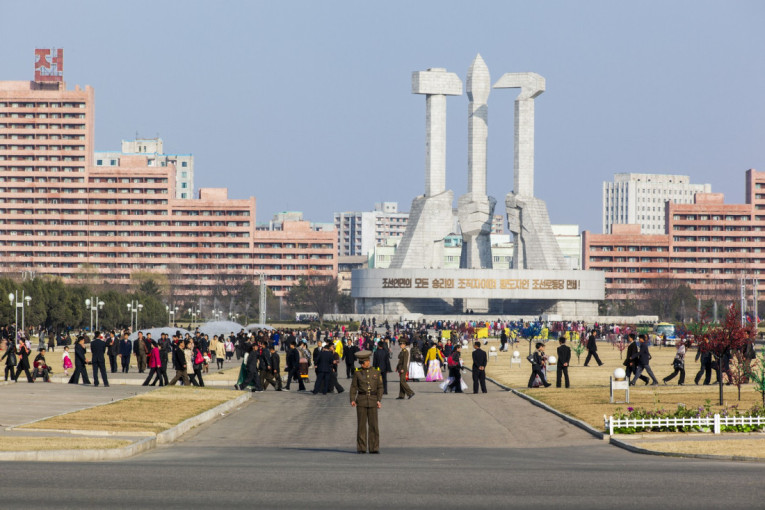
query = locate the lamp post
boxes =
[8,290,31,342]
[127,300,143,332]
[85,297,105,333]
[188,308,200,324]
[166,305,178,327]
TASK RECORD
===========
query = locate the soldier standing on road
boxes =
[350,350,383,454]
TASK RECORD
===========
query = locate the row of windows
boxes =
[0,102,86,108]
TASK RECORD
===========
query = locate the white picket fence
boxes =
[605,414,765,435]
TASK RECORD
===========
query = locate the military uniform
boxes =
[350,351,384,453]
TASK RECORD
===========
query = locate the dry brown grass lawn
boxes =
[0,437,131,451]
[20,387,240,434]
[631,438,765,458]
[485,338,764,431]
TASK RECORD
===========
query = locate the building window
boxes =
[181,162,188,167]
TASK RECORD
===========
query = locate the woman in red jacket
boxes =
[142,340,164,386]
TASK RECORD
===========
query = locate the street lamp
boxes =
[188,308,200,324]
[127,300,143,331]
[8,291,31,342]
[85,297,105,333]
[166,305,178,327]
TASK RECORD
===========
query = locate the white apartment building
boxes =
[335,202,409,257]
[95,137,194,199]
[602,173,711,234]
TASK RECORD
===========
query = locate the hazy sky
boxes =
[3,1,764,233]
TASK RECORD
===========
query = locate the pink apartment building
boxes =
[583,169,765,308]
[0,51,336,298]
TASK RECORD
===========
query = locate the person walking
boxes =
[342,339,359,379]
[471,341,488,394]
[89,332,109,387]
[446,344,464,393]
[106,333,118,373]
[556,336,571,388]
[2,341,17,381]
[583,331,603,367]
[142,340,164,386]
[663,340,686,385]
[630,334,659,386]
[214,336,225,370]
[285,341,305,391]
[119,333,132,373]
[694,338,714,385]
[624,333,648,384]
[14,338,35,383]
[350,350,383,454]
[372,340,391,395]
[67,336,91,385]
[395,340,415,400]
[528,342,551,388]
[168,339,191,386]
[424,341,444,382]
[268,344,283,391]
[312,343,334,395]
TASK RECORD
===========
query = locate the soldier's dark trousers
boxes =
[356,405,379,453]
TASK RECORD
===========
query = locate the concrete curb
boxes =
[0,392,251,462]
[608,436,765,463]
[0,436,157,462]
[483,371,765,462]
[157,392,251,444]
[48,376,238,386]
[479,371,605,440]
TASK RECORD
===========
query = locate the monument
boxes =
[389,67,461,270]
[352,55,604,316]
[494,72,568,270]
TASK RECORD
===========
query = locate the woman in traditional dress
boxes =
[407,340,426,381]
[424,341,444,381]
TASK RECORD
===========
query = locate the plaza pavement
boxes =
[1,359,765,508]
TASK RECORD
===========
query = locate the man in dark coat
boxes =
[471,341,488,393]
[372,340,391,395]
[239,343,263,391]
[106,332,118,373]
[630,334,659,386]
[119,333,132,373]
[312,344,334,395]
[342,340,359,379]
[556,336,572,388]
[68,336,91,385]
[583,331,603,367]
[89,331,109,387]
[168,339,190,386]
[328,343,345,393]
[285,341,305,391]
[624,334,648,384]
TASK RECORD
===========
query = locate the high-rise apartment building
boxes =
[602,173,711,234]
[95,137,194,199]
[0,50,336,298]
[585,169,765,306]
[335,202,409,257]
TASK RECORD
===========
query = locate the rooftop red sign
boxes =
[34,48,64,82]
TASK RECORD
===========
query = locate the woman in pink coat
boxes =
[142,340,164,386]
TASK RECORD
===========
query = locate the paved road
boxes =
[1,370,764,508]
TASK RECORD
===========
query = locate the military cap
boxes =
[355,350,372,362]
